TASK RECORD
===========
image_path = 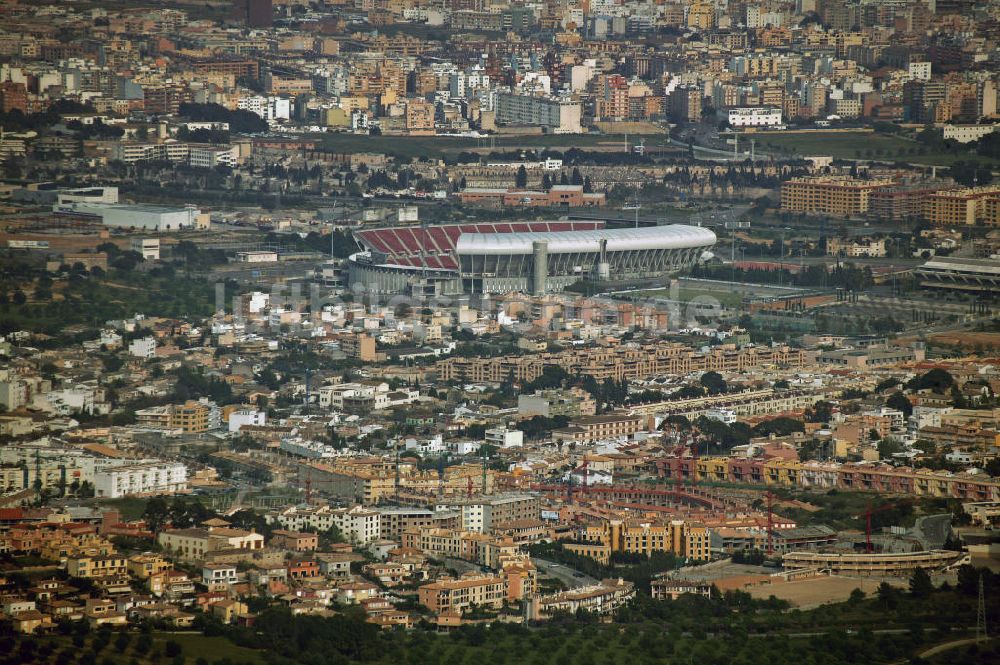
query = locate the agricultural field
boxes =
[755,130,999,166]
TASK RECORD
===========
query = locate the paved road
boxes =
[442,557,482,576]
[915,513,953,550]
[917,637,984,659]
[533,558,598,589]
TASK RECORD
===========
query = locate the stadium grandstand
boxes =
[346,221,716,296]
[913,256,1000,295]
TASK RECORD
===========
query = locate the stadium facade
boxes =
[346,221,716,296]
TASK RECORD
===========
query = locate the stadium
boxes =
[347,221,716,296]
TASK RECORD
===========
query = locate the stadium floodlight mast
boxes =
[622,199,641,228]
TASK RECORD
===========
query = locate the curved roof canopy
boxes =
[455,224,717,256]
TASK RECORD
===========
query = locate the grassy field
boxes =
[153,632,266,664]
[756,131,1000,167]
[103,497,149,520]
[623,286,745,309]
[23,631,266,665]
[317,131,666,160]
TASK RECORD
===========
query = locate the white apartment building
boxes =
[129,336,156,359]
[130,238,160,260]
[99,329,123,348]
[317,382,389,409]
[434,494,539,534]
[331,505,381,544]
[267,505,337,533]
[41,384,106,416]
[237,95,291,122]
[702,409,737,424]
[228,409,266,433]
[496,93,582,134]
[450,66,490,100]
[189,145,238,169]
[727,107,782,127]
[942,124,999,144]
[279,438,341,459]
[0,372,47,411]
[485,426,523,448]
[202,564,238,586]
[403,435,447,455]
[93,462,188,499]
[908,62,932,81]
[112,141,190,164]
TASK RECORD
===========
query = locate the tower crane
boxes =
[857,501,908,554]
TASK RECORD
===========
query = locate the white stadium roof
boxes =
[455,224,717,256]
[917,256,1000,277]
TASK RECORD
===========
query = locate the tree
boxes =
[985,457,1000,478]
[699,371,727,395]
[662,415,691,431]
[909,567,933,598]
[908,368,954,393]
[134,633,152,655]
[164,641,182,658]
[143,496,171,532]
[876,582,899,608]
[805,400,833,423]
[875,377,901,393]
[848,588,866,605]
[886,391,913,418]
[515,165,528,188]
[751,417,804,438]
[877,437,903,460]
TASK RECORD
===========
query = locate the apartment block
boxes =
[495,93,582,134]
[418,575,506,615]
[552,413,646,444]
[781,177,896,217]
[924,186,1000,226]
[93,462,188,499]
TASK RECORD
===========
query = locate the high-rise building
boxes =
[668,86,703,122]
[234,0,272,27]
[0,81,28,113]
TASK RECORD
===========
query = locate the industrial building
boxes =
[345,221,715,296]
[53,202,205,231]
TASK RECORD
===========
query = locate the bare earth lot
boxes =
[747,576,903,609]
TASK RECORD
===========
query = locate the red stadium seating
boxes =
[354,221,606,270]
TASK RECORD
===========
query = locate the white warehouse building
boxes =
[54,202,203,231]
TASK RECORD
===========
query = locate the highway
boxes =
[914,514,954,550]
[533,558,598,589]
